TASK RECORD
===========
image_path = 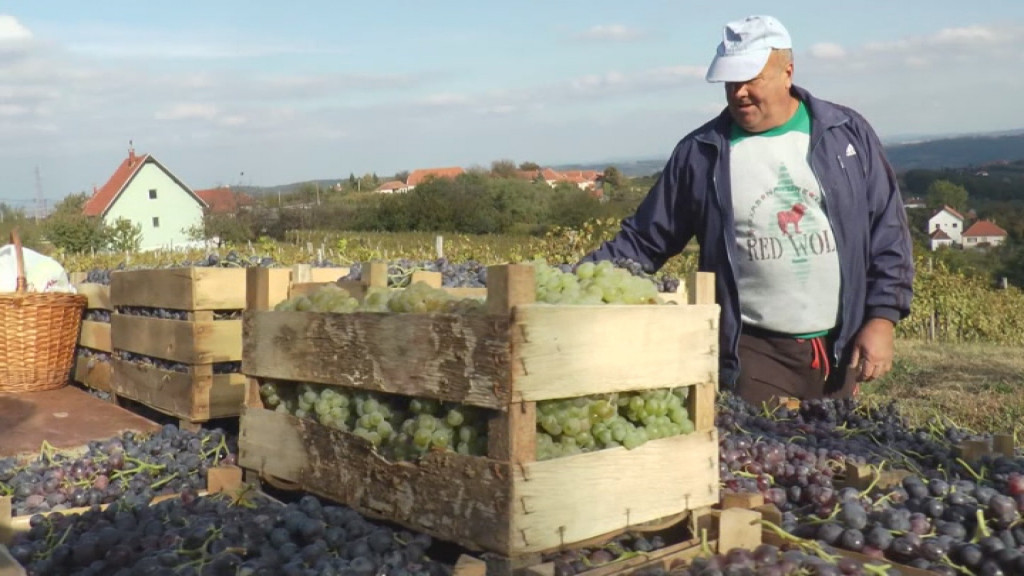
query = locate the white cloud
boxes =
[154,103,221,121]
[575,24,646,42]
[808,42,846,60]
[0,15,32,42]
[931,25,1001,45]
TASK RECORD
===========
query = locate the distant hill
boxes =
[558,131,1024,176]
[883,132,1024,171]
[234,129,1024,197]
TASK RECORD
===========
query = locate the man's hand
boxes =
[849,318,895,383]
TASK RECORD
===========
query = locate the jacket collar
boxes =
[695,84,850,147]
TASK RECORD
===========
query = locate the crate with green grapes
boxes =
[238,261,721,564]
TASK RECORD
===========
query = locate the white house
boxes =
[82,147,208,251]
[929,228,955,251]
[962,220,1008,249]
[927,206,965,246]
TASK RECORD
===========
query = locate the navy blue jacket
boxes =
[583,85,915,387]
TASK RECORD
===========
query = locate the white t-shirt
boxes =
[729,101,842,336]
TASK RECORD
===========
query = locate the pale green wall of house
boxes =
[103,161,205,250]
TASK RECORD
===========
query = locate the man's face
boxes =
[724,51,794,133]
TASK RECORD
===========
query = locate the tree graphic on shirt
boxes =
[771,163,818,284]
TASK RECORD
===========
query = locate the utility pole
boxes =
[34,165,44,222]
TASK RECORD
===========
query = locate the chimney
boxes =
[128,140,136,167]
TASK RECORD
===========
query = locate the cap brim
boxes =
[705,49,771,83]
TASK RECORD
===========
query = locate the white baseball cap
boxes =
[705,15,792,83]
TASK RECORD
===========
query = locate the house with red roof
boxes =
[406,167,465,189]
[926,205,965,249]
[82,145,208,250]
[193,186,254,214]
[928,228,955,251]
[962,220,1008,249]
[375,180,411,194]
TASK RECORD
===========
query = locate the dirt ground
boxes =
[859,339,1024,438]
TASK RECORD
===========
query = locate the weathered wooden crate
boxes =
[239,264,721,567]
[246,261,442,310]
[69,282,114,394]
[107,266,348,427]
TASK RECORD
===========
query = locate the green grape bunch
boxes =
[535,387,695,461]
[259,381,489,462]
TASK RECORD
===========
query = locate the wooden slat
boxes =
[242,311,511,409]
[111,268,247,310]
[309,267,350,283]
[111,315,242,364]
[445,287,487,299]
[686,271,716,305]
[511,429,719,553]
[78,320,112,352]
[246,268,292,311]
[238,407,513,553]
[73,355,113,393]
[0,544,25,576]
[511,304,720,402]
[74,283,112,310]
[111,360,246,421]
[688,381,716,433]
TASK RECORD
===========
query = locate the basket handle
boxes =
[11,228,27,293]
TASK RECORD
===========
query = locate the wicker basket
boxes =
[0,230,88,393]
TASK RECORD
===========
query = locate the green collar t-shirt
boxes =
[728,101,841,336]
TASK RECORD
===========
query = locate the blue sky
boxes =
[2,1,1023,209]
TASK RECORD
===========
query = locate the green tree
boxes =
[926,179,969,212]
[490,159,518,179]
[106,217,142,252]
[394,170,410,183]
[602,166,625,190]
[518,161,541,171]
[42,193,108,253]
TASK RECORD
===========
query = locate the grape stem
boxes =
[150,472,178,491]
[955,457,985,483]
[971,508,991,542]
[857,459,887,499]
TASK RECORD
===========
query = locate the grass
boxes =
[861,338,1024,437]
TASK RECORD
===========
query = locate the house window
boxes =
[952,223,957,228]
[149,189,157,199]
[152,217,160,228]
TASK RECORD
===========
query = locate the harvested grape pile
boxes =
[0,425,235,518]
[7,491,448,576]
[712,394,1024,576]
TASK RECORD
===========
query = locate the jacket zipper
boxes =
[709,146,742,379]
[806,122,849,368]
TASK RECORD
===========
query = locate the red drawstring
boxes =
[806,337,830,382]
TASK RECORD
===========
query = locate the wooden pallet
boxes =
[239,263,721,567]
[516,498,937,576]
[0,385,160,459]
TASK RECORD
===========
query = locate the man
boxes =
[582,15,914,406]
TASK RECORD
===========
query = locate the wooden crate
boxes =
[71,282,114,394]
[248,262,686,310]
[110,360,247,423]
[247,262,442,310]
[109,268,251,427]
[239,264,721,563]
